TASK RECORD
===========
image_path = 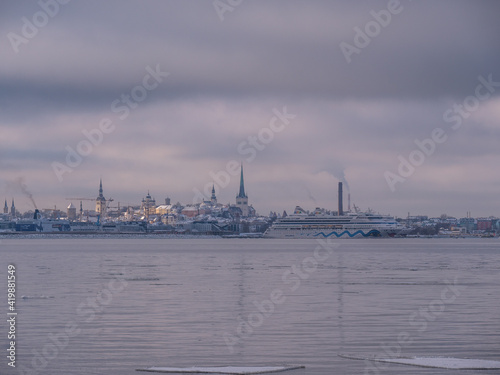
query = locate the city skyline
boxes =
[3,164,257,218]
[1,1,500,218]
[2,174,498,221]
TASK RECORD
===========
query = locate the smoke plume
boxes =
[303,185,317,205]
[5,177,38,209]
[318,162,350,192]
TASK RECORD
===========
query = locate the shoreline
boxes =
[0,233,497,240]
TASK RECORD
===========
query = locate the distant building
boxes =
[228,205,243,219]
[161,215,176,225]
[156,204,176,225]
[181,206,199,218]
[67,203,77,220]
[141,191,156,218]
[407,215,428,223]
[198,202,212,215]
[459,217,475,233]
[477,219,493,231]
[156,205,174,216]
[95,179,107,216]
[236,164,249,217]
[4,199,8,214]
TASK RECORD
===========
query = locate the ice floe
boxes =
[339,354,500,369]
[136,365,305,374]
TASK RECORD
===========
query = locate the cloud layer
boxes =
[1,0,499,217]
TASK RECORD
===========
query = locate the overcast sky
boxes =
[1,0,499,218]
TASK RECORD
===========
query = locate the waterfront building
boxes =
[477,219,493,232]
[459,217,476,233]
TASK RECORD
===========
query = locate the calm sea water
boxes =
[0,238,499,375]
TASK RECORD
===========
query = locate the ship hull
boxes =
[263,227,402,239]
[263,211,405,239]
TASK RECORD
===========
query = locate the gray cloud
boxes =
[1,0,499,216]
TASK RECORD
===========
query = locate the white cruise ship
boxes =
[264,206,405,239]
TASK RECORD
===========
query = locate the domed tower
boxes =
[142,190,156,219]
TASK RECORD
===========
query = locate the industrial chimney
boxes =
[338,182,343,216]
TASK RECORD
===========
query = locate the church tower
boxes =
[211,185,217,205]
[95,179,107,217]
[10,198,16,218]
[141,190,156,220]
[236,164,249,217]
[3,199,8,214]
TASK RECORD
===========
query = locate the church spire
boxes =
[235,164,249,216]
[96,179,107,216]
[211,184,217,204]
[237,164,247,198]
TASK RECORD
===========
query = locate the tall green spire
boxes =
[237,164,247,198]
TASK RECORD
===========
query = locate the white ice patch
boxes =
[136,365,305,374]
[339,354,500,369]
[377,357,500,369]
